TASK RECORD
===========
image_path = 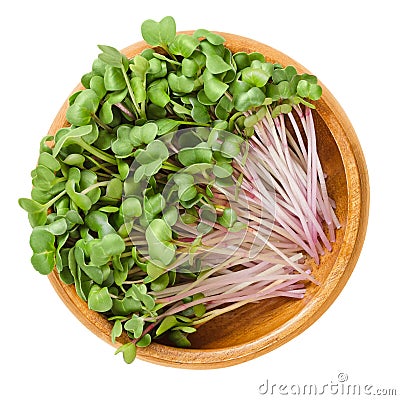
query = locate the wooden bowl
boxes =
[48,33,369,369]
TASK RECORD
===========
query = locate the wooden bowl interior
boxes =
[48,33,368,368]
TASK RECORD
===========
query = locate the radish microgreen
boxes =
[19,16,338,364]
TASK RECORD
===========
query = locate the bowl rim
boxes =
[47,32,370,369]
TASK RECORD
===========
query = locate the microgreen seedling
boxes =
[19,15,338,365]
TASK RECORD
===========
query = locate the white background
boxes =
[1,1,399,398]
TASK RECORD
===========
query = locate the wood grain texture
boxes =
[47,32,370,369]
